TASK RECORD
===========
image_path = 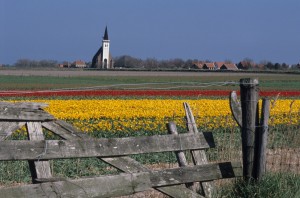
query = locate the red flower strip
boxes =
[0,90,300,97]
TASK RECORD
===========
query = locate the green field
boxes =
[0,72,299,91]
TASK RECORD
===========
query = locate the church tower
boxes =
[91,26,113,69]
[101,26,110,69]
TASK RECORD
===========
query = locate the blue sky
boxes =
[1,0,300,65]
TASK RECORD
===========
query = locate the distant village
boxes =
[55,27,239,70]
[56,26,300,71]
[2,26,300,71]
[58,60,240,70]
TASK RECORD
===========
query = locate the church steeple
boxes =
[91,26,112,69]
[103,26,109,40]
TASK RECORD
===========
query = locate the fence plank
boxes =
[0,133,213,161]
[149,162,242,185]
[105,156,205,198]
[0,108,54,121]
[0,162,242,198]
[54,120,88,139]
[42,121,83,140]
[0,102,48,109]
[184,102,214,197]
[0,122,25,140]
[26,122,52,182]
[53,120,204,198]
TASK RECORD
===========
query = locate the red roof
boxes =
[220,63,238,70]
[203,63,215,69]
[214,62,226,69]
[74,60,85,65]
[192,62,204,69]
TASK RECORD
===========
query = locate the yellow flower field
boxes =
[22,99,300,133]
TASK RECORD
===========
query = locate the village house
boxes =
[58,61,71,68]
[214,62,226,70]
[220,63,238,70]
[192,61,239,70]
[191,61,204,69]
[72,60,86,68]
[202,63,216,70]
[59,60,86,68]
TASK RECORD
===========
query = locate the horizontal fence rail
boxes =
[0,107,54,121]
[0,162,242,198]
[0,133,214,161]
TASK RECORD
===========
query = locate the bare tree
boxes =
[14,59,57,68]
[237,58,255,70]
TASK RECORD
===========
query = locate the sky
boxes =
[1,0,300,65]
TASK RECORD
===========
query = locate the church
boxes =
[91,26,113,69]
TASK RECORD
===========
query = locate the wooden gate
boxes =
[0,101,242,198]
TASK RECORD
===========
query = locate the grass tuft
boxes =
[215,173,300,198]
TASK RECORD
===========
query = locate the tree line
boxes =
[112,55,300,70]
[2,57,300,70]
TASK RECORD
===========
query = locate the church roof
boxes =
[103,26,109,40]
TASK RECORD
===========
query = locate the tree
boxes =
[274,63,281,70]
[113,55,143,68]
[14,59,57,68]
[183,59,195,69]
[264,61,274,70]
[238,58,255,70]
[14,59,33,67]
[281,63,289,70]
[144,58,159,69]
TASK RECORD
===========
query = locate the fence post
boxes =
[183,102,214,197]
[166,122,196,191]
[239,78,259,180]
[254,99,270,180]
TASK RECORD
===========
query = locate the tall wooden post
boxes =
[240,78,259,180]
[254,99,270,180]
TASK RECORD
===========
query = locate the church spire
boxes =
[103,26,109,40]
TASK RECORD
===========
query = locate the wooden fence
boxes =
[0,101,242,198]
[230,78,271,181]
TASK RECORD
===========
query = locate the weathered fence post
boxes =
[167,122,189,167]
[239,78,259,180]
[231,79,270,181]
[26,122,52,183]
[253,99,270,180]
[167,122,195,190]
[183,102,214,197]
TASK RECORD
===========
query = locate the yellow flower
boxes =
[8,99,300,133]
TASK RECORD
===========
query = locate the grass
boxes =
[215,173,300,198]
[0,73,300,90]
